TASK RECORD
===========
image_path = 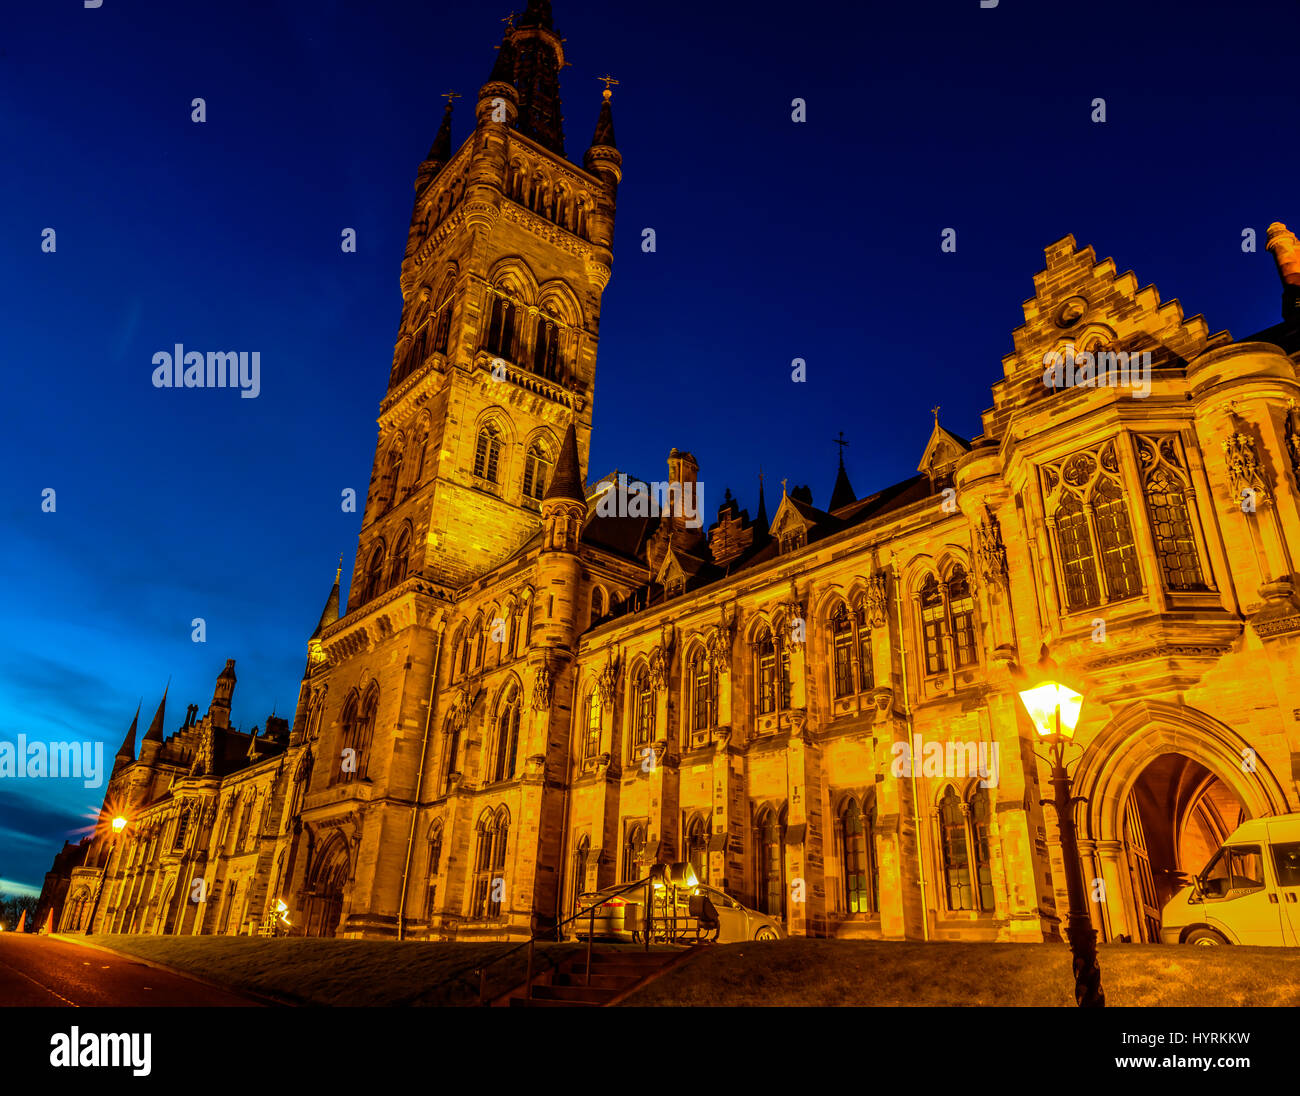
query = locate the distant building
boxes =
[44,0,1300,945]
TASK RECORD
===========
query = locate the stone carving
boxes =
[597,649,620,709]
[530,661,553,712]
[865,570,889,628]
[648,624,676,692]
[1223,429,1271,504]
[706,603,737,672]
[1286,400,1300,487]
[975,502,1009,590]
[448,684,480,728]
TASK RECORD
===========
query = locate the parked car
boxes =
[1160,812,1300,945]
[571,882,785,943]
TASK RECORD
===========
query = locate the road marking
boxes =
[0,957,79,1007]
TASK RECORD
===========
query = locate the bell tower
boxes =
[348,1,621,608]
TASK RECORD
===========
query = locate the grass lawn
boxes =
[76,934,1300,1006]
[621,939,1300,1006]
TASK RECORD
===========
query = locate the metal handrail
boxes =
[475,875,655,1005]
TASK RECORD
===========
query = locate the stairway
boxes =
[496,947,695,1007]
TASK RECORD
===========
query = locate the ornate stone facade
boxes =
[46,4,1300,947]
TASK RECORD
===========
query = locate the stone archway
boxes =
[1072,700,1291,942]
[303,830,351,938]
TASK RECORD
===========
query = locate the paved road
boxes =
[0,934,260,1007]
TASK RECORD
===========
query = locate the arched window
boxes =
[686,816,707,885]
[532,316,560,380]
[690,649,715,733]
[1144,465,1205,591]
[432,280,453,355]
[855,605,874,692]
[522,441,551,501]
[338,687,377,784]
[471,810,509,920]
[1091,475,1141,601]
[589,587,607,627]
[474,423,502,483]
[939,787,972,910]
[831,606,854,698]
[631,668,654,754]
[1055,491,1099,611]
[485,294,517,361]
[456,627,471,678]
[492,684,522,783]
[839,797,878,915]
[969,787,995,913]
[173,804,191,850]
[920,574,947,675]
[364,543,386,604]
[388,527,411,589]
[572,834,590,913]
[581,692,602,768]
[948,567,976,669]
[622,822,646,883]
[425,825,443,918]
[755,808,786,919]
[410,425,429,489]
[382,446,403,512]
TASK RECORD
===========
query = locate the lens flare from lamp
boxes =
[111,816,128,833]
[1017,682,1084,739]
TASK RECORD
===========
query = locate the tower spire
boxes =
[143,682,168,743]
[829,431,856,511]
[311,559,343,641]
[115,702,142,764]
[755,468,770,535]
[506,0,566,152]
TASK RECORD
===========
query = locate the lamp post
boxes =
[1017,681,1105,1008]
[85,815,128,935]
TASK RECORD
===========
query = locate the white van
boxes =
[1161,813,1300,945]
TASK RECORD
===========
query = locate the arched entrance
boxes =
[1073,700,1291,943]
[303,831,351,938]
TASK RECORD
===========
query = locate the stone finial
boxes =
[1266,223,1300,287]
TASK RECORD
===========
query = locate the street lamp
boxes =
[1017,681,1105,1008]
[85,815,129,935]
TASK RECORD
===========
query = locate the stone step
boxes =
[530,984,622,1004]
[509,996,588,1008]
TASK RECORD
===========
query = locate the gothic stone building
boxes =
[50,1,1300,946]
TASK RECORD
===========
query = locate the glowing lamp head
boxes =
[666,861,699,889]
[1018,682,1084,740]
[111,816,128,833]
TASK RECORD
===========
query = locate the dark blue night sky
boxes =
[2,0,1297,893]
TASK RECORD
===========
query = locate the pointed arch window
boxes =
[485,294,517,362]
[689,649,716,734]
[337,686,377,784]
[969,786,995,913]
[948,566,976,669]
[686,816,708,885]
[755,627,777,714]
[235,794,253,850]
[939,787,973,911]
[492,684,522,783]
[572,834,590,914]
[173,804,191,851]
[533,316,560,381]
[424,825,443,918]
[363,543,386,604]
[831,606,854,698]
[471,810,509,920]
[855,605,874,692]
[410,426,429,489]
[1055,491,1100,611]
[919,574,947,675]
[622,822,646,883]
[432,280,453,355]
[581,692,602,770]
[631,667,654,754]
[523,441,552,501]
[1092,475,1141,601]
[381,447,403,512]
[1137,436,1207,593]
[474,423,502,483]
[388,527,411,589]
[839,797,878,915]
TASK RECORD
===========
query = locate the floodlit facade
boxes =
[46,0,1300,946]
